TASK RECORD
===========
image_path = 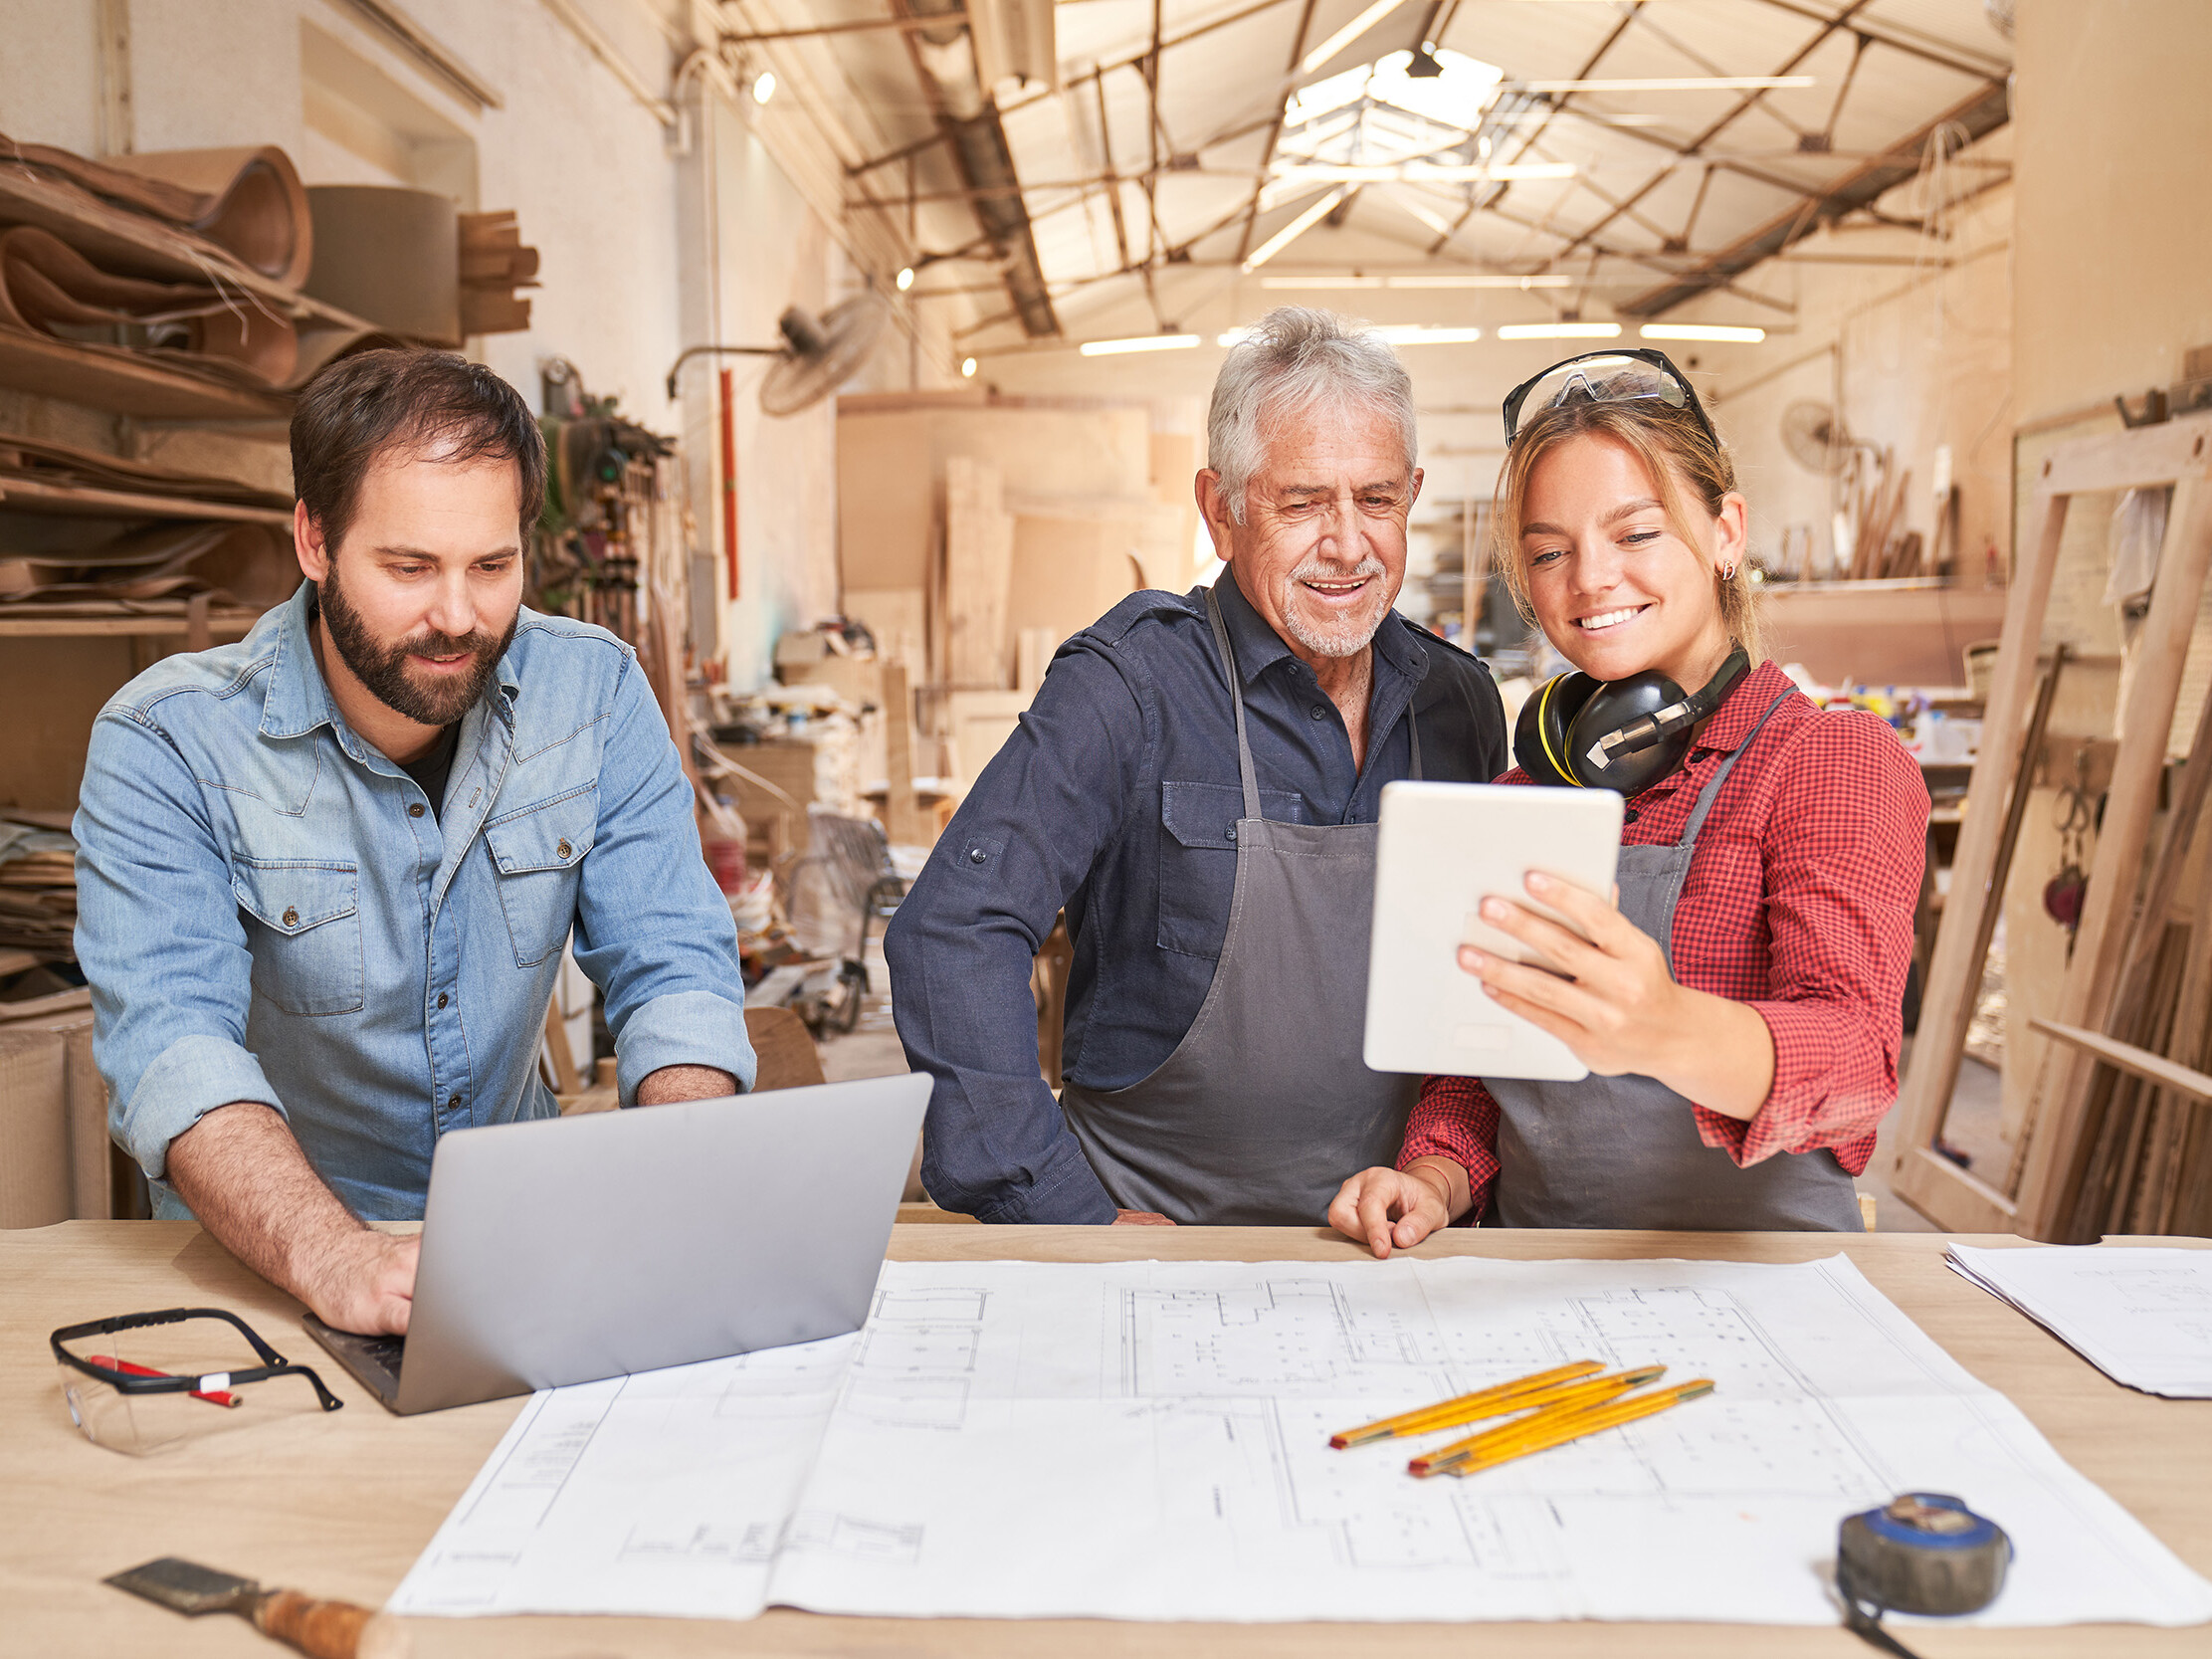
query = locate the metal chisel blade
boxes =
[103,1556,261,1615]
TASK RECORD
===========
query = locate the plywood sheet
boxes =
[944,457,1014,690]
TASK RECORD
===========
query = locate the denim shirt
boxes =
[885,572,1508,1224]
[75,585,756,1221]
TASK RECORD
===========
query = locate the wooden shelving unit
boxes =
[0,476,291,522]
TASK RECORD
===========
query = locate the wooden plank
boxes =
[2018,473,2212,1238]
[942,455,1014,689]
[541,996,580,1096]
[0,611,258,637]
[2029,1020,2212,1108]
[1889,488,2070,1229]
[881,661,930,847]
[0,330,291,421]
[0,478,293,522]
[2039,411,2212,498]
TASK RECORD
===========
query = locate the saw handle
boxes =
[252,1590,410,1659]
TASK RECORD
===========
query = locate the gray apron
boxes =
[1489,688,1865,1232]
[1057,586,1421,1225]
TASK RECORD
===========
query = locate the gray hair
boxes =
[1206,308,1418,524]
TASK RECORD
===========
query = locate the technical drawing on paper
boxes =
[389,1256,2212,1629]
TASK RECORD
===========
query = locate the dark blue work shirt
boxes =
[885,570,1508,1224]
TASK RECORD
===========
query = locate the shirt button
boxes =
[968,847,986,864]
[557,839,572,859]
[446,1095,461,1111]
[1225,825,1237,841]
[408,802,425,818]
[437,992,448,1009]
[1309,706,1326,721]
[281,907,298,928]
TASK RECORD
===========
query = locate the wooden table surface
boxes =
[4,1222,2207,1658]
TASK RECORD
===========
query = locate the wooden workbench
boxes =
[3,1223,2207,1656]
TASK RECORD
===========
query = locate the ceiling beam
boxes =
[1542,0,1877,267]
[1739,0,2010,80]
[1618,78,2009,316]
[1234,0,1321,267]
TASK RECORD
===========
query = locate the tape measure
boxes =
[1837,1493,2011,1659]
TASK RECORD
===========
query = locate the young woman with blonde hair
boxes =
[1330,350,1928,1250]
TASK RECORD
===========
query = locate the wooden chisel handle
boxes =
[252,1590,412,1659]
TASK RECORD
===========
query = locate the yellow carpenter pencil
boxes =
[1405,1367,1665,1473]
[1329,1360,1603,1448]
[1420,1380,1716,1479]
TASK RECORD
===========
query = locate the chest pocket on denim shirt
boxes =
[232,858,364,1016]
[1156,779,1306,959]
[483,786,597,967]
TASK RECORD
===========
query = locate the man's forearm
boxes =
[165,1103,416,1333]
[636,1064,738,1105]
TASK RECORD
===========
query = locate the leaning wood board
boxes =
[2,1222,2209,1656]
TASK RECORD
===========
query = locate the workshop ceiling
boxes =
[734,0,2014,352]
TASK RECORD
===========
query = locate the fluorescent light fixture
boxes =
[896,267,915,293]
[1217,327,1256,347]
[1639,322,1765,343]
[1299,0,1410,76]
[1259,273,1573,291]
[1384,273,1573,290]
[1522,76,1815,93]
[1372,325,1484,345]
[1496,321,1622,339]
[1241,188,1347,274]
[1270,160,1576,183]
[1078,333,1202,356]
[960,356,977,377]
[752,71,776,104]
[1386,193,1457,239]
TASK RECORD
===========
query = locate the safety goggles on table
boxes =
[52,1307,343,1455]
[1501,347,1718,447]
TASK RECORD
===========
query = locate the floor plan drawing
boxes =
[389,1255,2212,1628]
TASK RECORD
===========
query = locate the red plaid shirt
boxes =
[1399,660,1929,1218]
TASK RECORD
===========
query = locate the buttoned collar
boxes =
[257,582,523,747]
[1213,564,1429,689]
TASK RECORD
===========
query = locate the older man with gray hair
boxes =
[886,308,1508,1225]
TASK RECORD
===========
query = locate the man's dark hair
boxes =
[290,348,546,554]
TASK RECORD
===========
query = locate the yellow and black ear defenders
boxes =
[1513,646,1750,794]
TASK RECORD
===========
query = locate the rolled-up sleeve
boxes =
[1698,715,1928,1170]
[886,645,1144,1223]
[76,709,285,1178]
[571,655,755,1103]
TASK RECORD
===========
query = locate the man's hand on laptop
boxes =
[298,1228,420,1336]
[166,1102,420,1336]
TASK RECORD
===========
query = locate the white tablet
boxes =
[1363,781,1624,1082]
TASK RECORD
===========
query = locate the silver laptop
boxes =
[304,1073,929,1414]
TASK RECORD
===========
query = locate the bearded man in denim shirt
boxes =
[75,350,755,1337]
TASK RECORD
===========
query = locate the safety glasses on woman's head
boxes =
[1502,348,1717,447]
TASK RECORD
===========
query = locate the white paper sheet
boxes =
[1948,1243,2212,1398]
[389,1255,2212,1626]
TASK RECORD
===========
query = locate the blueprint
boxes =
[389,1255,2212,1626]
[1949,1244,2212,1397]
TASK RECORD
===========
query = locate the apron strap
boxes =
[1407,699,1422,781]
[1677,684,1794,848]
[1204,584,1265,821]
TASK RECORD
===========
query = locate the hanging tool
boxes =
[103,1556,409,1658]
[1836,1493,2011,1659]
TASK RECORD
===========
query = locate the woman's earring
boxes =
[1721,561,1737,581]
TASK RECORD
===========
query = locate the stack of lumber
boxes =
[0,432,296,614]
[1841,447,1925,580]
[458,211,537,337]
[0,819,76,958]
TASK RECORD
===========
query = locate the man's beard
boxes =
[317,559,516,728]
[1277,554,1390,659]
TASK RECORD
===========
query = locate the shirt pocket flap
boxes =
[1160,780,1306,850]
[485,786,598,875]
[231,858,358,934]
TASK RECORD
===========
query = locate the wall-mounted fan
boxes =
[1781,400,1853,476]
[666,292,891,412]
